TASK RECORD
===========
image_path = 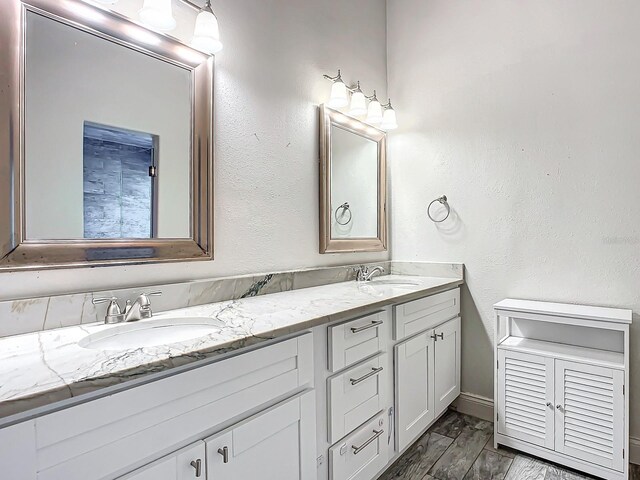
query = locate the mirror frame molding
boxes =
[0,0,214,271]
[319,104,387,254]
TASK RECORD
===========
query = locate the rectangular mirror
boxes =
[0,0,214,270]
[319,105,387,253]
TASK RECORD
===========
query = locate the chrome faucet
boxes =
[353,265,386,282]
[92,291,162,324]
[124,292,162,322]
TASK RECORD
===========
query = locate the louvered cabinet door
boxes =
[497,349,554,449]
[554,360,625,472]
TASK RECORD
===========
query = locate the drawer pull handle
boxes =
[350,366,384,385]
[351,320,384,333]
[352,429,384,455]
[190,459,202,477]
[218,446,229,463]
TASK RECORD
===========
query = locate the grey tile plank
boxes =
[504,455,548,480]
[379,432,453,480]
[484,435,517,459]
[544,464,595,480]
[428,425,493,480]
[463,449,513,480]
[631,463,640,480]
[429,410,492,439]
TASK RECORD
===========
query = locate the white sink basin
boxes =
[79,316,225,351]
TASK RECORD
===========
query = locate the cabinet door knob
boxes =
[556,404,563,410]
[546,402,553,408]
[190,459,202,477]
[218,446,229,463]
[437,333,444,339]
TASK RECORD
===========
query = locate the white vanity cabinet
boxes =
[494,299,632,480]
[205,390,316,480]
[0,333,315,480]
[119,442,206,480]
[393,291,461,452]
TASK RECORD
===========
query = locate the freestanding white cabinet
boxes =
[494,299,631,480]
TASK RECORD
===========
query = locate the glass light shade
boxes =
[327,81,348,108]
[139,0,176,32]
[191,10,223,54]
[381,108,398,130]
[366,99,383,124]
[349,91,367,116]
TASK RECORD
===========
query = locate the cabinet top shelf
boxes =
[494,298,632,325]
[498,336,625,369]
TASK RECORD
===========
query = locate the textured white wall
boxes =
[387,0,640,436]
[1,0,389,298]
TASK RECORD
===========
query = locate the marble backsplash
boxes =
[0,261,463,338]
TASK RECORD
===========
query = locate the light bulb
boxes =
[139,0,176,32]
[366,98,383,124]
[381,107,398,130]
[349,90,367,116]
[327,80,348,108]
[192,6,222,54]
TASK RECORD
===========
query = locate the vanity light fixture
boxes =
[92,0,118,4]
[191,0,223,54]
[380,100,398,130]
[349,81,367,117]
[139,0,177,32]
[322,69,398,129]
[323,70,349,108]
[365,90,383,124]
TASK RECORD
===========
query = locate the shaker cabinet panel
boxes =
[394,331,435,452]
[554,360,624,472]
[497,349,555,450]
[205,390,316,480]
[119,442,205,480]
[433,316,461,416]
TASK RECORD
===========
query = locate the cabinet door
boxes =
[554,360,624,472]
[497,349,554,449]
[434,316,461,416]
[395,331,435,452]
[119,442,205,480]
[205,391,316,480]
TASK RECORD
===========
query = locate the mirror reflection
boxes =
[24,11,192,240]
[330,126,378,239]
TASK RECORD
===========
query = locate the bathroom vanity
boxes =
[0,275,462,480]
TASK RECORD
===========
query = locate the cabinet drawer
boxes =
[329,412,389,480]
[328,311,387,372]
[393,288,460,340]
[33,333,313,480]
[328,353,389,444]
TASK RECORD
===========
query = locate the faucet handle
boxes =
[92,297,125,324]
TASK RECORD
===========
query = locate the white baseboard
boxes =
[451,392,494,422]
[451,392,640,466]
[630,437,640,465]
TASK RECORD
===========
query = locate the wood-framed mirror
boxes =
[0,0,214,271]
[319,105,387,253]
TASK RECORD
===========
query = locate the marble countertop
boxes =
[0,275,462,423]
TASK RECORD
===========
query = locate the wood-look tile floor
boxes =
[378,410,640,480]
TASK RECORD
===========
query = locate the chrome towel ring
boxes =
[427,195,450,223]
[335,202,352,225]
